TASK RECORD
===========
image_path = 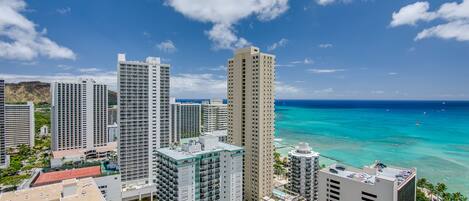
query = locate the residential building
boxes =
[5,101,35,148]
[108,123,119,142]
[117,54,171,190]
[0,178,106,201]
[51,79,108,151]
[0,80,9,169]
[227,46,276,200]
[287,142,320,201]
[318,161,416,201]
[156,135,244,201]
[108,105,118,125]
[201,99,227,133]
[171,99,201,141]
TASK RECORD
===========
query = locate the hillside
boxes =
[5,81,117,105]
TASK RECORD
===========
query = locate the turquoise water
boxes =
[274,100,469,196]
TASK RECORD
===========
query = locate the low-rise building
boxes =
[318,161,416,201]
[40,125,49,136]
[156,135,244,201]
[50,142,117,168]
[0,178,106,201]
[287,142,320,201]
[30,163,121,201]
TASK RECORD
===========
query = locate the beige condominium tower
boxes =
[227,46,275,201]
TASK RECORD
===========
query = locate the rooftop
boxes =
[0,178,105,201]
[52,142,117,159]
[289,142,319,158]
[322,161,416,187]
[33,166,101,186]
[157,136,242,161]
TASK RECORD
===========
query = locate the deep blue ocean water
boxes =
[274,100,469,195]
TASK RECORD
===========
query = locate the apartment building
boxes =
[227,46,276,200]
[201,99,227,133]
[5,101,35,148]
[117,53,170,189]
[156,136,244,201]
[171,99,202,142]
[287,142,320,201]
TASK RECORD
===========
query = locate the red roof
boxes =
[34,166,101,186]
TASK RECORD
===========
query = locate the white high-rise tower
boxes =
[117,54,170,189]
[51,79,108,151]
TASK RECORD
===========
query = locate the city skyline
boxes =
[1,0,468,100]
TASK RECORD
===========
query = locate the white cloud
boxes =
[267,38,288,51]
[316,0,335,6]
[57,64,72,70]
[164,0,289,50]
[318,43,333,48]
[0,0,76,60]
[208,65,227,71]
[390,2,437,27]
[388,72,398,75]
[308,68,345,74]
[291,58,314,65]
[171,73,227,98]
[391,0,469,42]
[415,20,469,41]
[78,68,101,73]
[157,40,177,53]
[315,0,352,6]
[56,7,71,15]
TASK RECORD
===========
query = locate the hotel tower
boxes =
[51,79,108,151]
[117,54,171,188]
[227,46,276,200]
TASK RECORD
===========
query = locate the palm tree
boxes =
[435,183,447,198]
[417,178,428,188]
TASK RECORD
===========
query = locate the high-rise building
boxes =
[170,99,201,142]
[51,79,108,151]
[227,46,276,200]
[202,99,227,133]
[0,79,8,168]
[108,105,118,125]
[5,101,35,148]
[156,135,244,201]
[288,142,320,201]
[117,54,171,188]
[318,161,416,201]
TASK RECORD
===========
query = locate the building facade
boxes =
[117,54,171,187]
[0,80,8,168]
[108,105,118,125]
[318,161,416,201]
[287,142,320,201]
[227,46,276,200]
[156,136,244,201]
[5,101,35,148]
[51,79,108,151]
[171,99,202,142]
[201,99,227,133]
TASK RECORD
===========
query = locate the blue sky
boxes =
[0,0,468,100]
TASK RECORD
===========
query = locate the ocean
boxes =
[274,100,469,196]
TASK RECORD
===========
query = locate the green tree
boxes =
[417,178,428,188]
[435,183,447,197]
[416,189,429,201]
